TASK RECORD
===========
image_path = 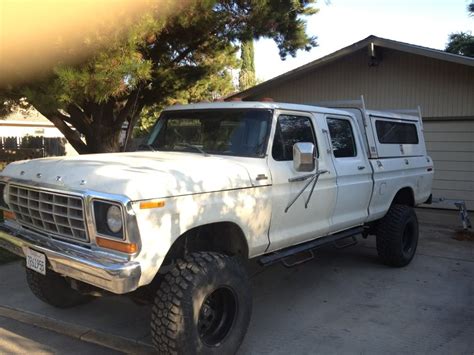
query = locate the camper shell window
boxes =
[375,120,419,144]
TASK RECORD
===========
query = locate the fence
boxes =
[0,136,67,170]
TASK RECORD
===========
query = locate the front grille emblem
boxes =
[36,173,42,179]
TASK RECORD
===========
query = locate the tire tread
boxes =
[151,251,248,354]
[376,204,418,267]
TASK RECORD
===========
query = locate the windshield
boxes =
[146,109,272,158]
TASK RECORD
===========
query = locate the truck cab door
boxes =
[266,111,337,252]
[324,115,372,231]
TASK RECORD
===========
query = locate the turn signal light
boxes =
[139,200,165,209]
[96,237,138,254]
[3,210,15,220]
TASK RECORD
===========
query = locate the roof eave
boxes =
[233,35,474,99]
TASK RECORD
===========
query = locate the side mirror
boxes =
[293,142,317,172]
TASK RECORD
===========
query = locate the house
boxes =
[230,35,474,210]
[1,110,64,138]
[0,110,77,167]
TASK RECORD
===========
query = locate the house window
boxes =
[326,118,357,158]
[272,115,317,161]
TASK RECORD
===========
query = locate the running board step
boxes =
[282,250,315,268]
[333,236,358,249]
[259,226,364,267]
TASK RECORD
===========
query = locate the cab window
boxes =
[326,118,357,158]
[272,115,317,161]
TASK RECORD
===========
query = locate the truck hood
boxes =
[1,152,255,200]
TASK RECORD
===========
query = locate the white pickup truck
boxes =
[0,101,433,354]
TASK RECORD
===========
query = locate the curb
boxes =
[0,305,155,354]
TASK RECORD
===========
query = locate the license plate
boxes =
[25,248,46,275]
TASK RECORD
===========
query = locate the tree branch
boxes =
[47,114,89,154]
[65,103,92,137]
[115,89,142,129]
[122,99,146,151]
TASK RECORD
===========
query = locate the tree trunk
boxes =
[84,125,122,153]
[34,93,143,155]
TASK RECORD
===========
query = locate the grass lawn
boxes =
[0,248,20,265]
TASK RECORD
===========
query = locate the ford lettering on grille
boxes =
[8,185,88,242]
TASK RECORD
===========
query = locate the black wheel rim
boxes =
[402,221,416,256]
[197,287,237,346]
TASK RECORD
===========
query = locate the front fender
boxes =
[132,186,272,287]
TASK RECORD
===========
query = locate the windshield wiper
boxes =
[175,142,209,156]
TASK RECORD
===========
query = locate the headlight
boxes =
[93,201,124,238]
[106,205,123,233]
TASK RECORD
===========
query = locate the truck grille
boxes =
[8,185,88,242]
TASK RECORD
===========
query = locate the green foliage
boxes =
[1,0,318,153]
[445,32,474,57]
[445,3,474,58]
[239,39,256,90]
[36,10,163,107]
[135,45,237,136]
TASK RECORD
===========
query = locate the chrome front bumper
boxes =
[0,223,141,294]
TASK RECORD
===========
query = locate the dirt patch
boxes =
[452,229,474,242]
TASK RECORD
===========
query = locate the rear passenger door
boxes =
[325,115,372,231]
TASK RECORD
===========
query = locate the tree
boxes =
[445,32,474,57]
[135,46,238,136]
[445,2,474,57]
[1,0,318,154]
[239,39,256,90]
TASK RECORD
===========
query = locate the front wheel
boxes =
[376,204,419,267]
[26,268,94,308]
[151,252,252,354]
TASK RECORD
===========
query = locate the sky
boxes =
[254,0,474,81]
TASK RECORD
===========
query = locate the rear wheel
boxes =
[151,252,252,354]
[26,268,94,308]
[376,204,419,267]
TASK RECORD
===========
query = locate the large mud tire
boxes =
[376,204,419,267]
[26,268,94,308]
[151,252,252,354]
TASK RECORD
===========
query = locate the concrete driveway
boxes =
[0,208,472,354]
[0,316,118,354]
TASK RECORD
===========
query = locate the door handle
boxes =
[357,166,366,170]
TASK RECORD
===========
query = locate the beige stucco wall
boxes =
[247,48,474,118]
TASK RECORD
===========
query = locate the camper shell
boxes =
[316,96,426,159]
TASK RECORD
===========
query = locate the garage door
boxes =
[423,120,474,210]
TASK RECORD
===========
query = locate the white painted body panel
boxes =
[1,152,253,200]
[133,186,272,286]
[266,110,337,252]
[322,113,373,232]
[367,156,433,221]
